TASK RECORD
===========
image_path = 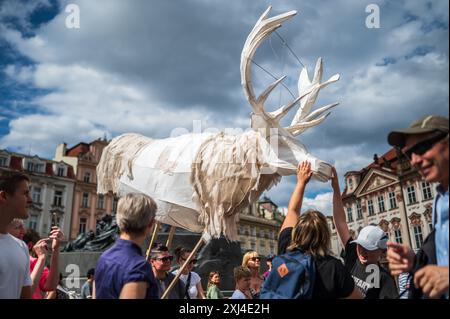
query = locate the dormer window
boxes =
[57,167,65,177]
[348,178,353,190]
[53,163,67,177]
[25,159,45,173]
[0,154,10,167]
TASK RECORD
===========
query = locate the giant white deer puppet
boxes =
[97,6,339,247]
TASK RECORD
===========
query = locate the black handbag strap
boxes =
[184,271,192,299]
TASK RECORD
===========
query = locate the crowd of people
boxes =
[0,115,448,299]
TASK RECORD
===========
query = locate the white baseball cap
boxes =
[351,225,388,251]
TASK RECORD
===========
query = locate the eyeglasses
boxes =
[400,133,448,160]
[250,257,261,261]
[154,256,174,262]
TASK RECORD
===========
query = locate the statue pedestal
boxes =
[196,236,242,292]
[58,251,103,294]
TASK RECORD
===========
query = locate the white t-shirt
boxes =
[0,233,32,299]
[230,289,248,299]
[176,271,202,299]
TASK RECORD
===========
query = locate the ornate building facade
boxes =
[0,149,75,241]
[54,138,117,240]
[237,196,284,256]
[326,216,343,258]
[333,148,436,257]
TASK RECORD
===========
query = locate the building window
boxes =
[97,195,104,209]
[251,227,256,237]
[413,225,424,249]
[57,167,65,177]
[83,172,91,183]
[28,215,38,231]
[112,197,118,213]
[429,222,433,232]
[348,178,353,190]
[79,218,87,234]
[32,187,41,204]
[407,185,417,205]
[389,192,397,209]
[250,242,256,250]
[378,195,386,213]
[356,201,363,220]
[347,207,353,223]
[82,193,89,208]
[368,199,375,216]
[0,157,7,167]
[27,162,44,173]
[421,182,433,201]
[270,244,275,254]
[53,190,63,207]
[394,229,403,244]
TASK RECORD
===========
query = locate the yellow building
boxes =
[237,196,284,256]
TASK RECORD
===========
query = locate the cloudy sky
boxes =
[0,0,448,213]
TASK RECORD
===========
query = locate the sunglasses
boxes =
[401,133,447,160]
[180,257,198,264]
[154,256,174,262]
[250,257,261,261]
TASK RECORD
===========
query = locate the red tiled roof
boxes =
[367,148,398,170]
[261,203,273,212]
[66,142,89,156]
[362,148,398,175]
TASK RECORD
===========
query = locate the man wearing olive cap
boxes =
[386,115,449,299]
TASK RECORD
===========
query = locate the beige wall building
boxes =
[237,197,284,256]
[55,138,117,240]
[330,148,436,257]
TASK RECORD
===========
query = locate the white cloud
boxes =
[303,192,334,216]
[4,64,34,83]
[0,62,221,154]
[0,114,104,156]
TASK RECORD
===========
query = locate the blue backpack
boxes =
[260,250,316,299]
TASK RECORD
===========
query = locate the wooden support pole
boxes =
[165,226,176,249]
[146,221,161,261]
[161,236,205,299]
